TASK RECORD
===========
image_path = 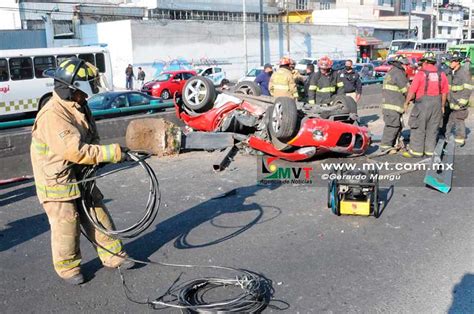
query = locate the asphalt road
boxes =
[1,105,474,313]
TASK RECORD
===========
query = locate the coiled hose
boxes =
[60,151,274,313]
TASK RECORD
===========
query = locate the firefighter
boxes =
[380,55,409,152]
[445,51,473,146]
[269,57,298,98]
[402,52,449,157]
[31,57,133,285]
[307,56,344,105]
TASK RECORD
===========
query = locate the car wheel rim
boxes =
[237,84,252,95]
[162,91,170,99]
[185,80,207,106]
[272,102,282,133]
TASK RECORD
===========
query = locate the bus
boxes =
[0,46,113,121]
[388,39,448,55]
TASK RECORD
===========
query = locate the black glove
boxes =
[120,146,134,162]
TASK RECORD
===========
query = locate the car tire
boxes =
[234,81,262,96]
[38,94,52,110]
[182,76,217,112]
[161,89,171,100]
[330,95,358,115]
[268,97,298,142]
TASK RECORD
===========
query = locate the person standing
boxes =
[269,57,298,99]
[137,67,146,90]
[402,52,449,157]
[255,63,273,96]
[307,56,344,105]
[445,51,473,146]
[380,55,409,151]
[32,58,134,285]
[125,64,134,90]
[339,60,362,102]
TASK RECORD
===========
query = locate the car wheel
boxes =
[182,76,217,112]
[38,94,52,110]
[234,81,262,96]
[161,89,171,100]
[268,97,298,142]
[330,95,358,115]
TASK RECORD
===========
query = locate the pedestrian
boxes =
[445,51,473,146]
[31,57,134,285]
[379,55,409,152]
[137,67,146,90]
[125,64,134,90]
[339,60,362,102]
[255,63,273,96]
[269,57,298,99]
[402,52,449,157]
[307,56,344,105]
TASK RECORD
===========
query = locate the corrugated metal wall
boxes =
[0,30,47,49]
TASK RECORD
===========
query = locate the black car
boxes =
[88,91,171,117]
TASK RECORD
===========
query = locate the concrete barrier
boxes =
[0,109,181,179]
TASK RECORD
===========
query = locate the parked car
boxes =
[295,58,318,74]
[332,59,346,71]
[238,67,264,82]
[195,66,226,86]
[141,70,196,99]
[374,61,391,76]
[353,63,382,83]
[88,91,170,118]
[370,60,384,68]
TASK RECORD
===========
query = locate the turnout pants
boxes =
[42,189,125,279]
[408,96,443,156]
[446,109,469,143]
[381,108,403,148]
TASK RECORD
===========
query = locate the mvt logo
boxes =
[258,156,314,184]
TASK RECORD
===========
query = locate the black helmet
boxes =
[388,54,409,65]
[448,51,464,63]
[420,52,437,64]
[45,57,101,97]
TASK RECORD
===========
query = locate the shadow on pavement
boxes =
[448,273,474,314]
[377,185,394,218]
[128,183,282,258]
[82,183,282,275]
[0,212,49,252]
[0,183,36,207]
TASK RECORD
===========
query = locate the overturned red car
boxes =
[174,77,370,161]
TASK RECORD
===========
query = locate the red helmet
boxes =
[318,56,333,70]
[279,57,292,66]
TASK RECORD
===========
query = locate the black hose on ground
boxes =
[67,151,274,313]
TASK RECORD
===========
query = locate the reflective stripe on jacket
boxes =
[381,66,408,112]
[307,70,344,105]
[269,67,298,98]
[448,66,473,110]
[31,92,121,203]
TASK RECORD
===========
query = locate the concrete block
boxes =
[125,118,181,156]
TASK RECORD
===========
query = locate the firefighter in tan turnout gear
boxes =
[269,57,299,98]
[445,51,473,146]
[380,55,409,152]
[30,57,134,285]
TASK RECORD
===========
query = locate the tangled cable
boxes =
[58,151,276,313]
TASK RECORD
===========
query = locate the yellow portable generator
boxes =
[327,170,379,218]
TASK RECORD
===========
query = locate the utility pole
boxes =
[259,0,264,65]
[408,0,412,38]
[243,0,248,73]
[286,0,290,56]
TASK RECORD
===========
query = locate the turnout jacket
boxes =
[269,67,298,98]
[307,70,344,105]
[31,92,121,203]
[381,66,409,113]
[447,66,473,110]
